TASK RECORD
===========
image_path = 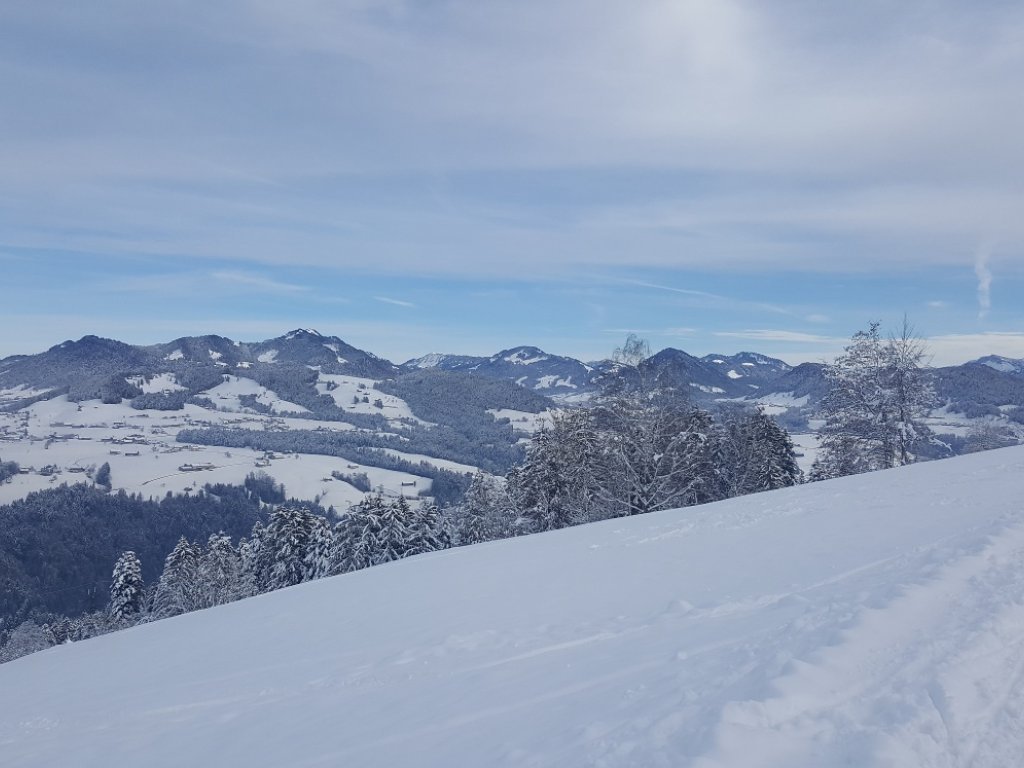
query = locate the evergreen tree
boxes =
[108,551,144,623]
[329,505,366,575]
[346,494,387,571]
[759,412,803,490]
[303,516,335,581]
[720,407,802,496]
[407,500,451,556]
[196,533,245,608]
[240,521,266,593]
[262,506,318,590]
[374,495,412,564]
[95,461,112,490]
[507,409,604,531]
[452,471,516,545]
[152,537,200,618]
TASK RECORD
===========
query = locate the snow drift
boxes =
[3,447,1024,767]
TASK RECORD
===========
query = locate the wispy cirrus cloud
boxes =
[619,279,796,316]
[211,270,310,294]
[374,296,416,308]
[714,329,839,344]
[602,327,696,337]
[100,269,312,298]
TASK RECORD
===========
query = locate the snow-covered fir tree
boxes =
[406,499,451,556]
[335,493,388,572]
[239,521,265,592]
[719,407,802,496]
[152,537,201,618]
[196,533,246,609]
[758,412,803,490]
[262,506,319,590]
[373,494,412,564]
[108,550,144,623]
[451,471,517,545]
[507,409,605,531]
[303,515,335,581]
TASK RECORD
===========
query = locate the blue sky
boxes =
[2,1,1023,365]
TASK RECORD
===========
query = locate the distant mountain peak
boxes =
[496,347,551,366]
[968,355,1024,376]
[284,328,323,340]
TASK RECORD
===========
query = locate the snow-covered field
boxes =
[0,396,449,507]
[487,407,555,434]
[788,432,821,474]
[3,447,1024,767]
[314,373,429,426]
[748,391,810,415]
[205,376,310,414]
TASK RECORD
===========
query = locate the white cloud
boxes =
[102,270,310,296]
[2,1,1024,281]
[926,332,1024,366]
[373,296,416,308]
[602,327,696,337]
[714,329,839,344]
[211,270,310,293]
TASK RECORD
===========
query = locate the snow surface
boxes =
[0,385,51,404]
[125,373,186,394]
[321,342,348,364]
[314,374,427,426]
[407,352,448,369]
[747,392,811,416]
[0,397,438,506]
[487,408,554,434]
[982,359,1019,373]
[535,374,576,389]
[205,376,310,414]
[4,448,1024,767]
[690,383,726,394]
[503,350,549,365]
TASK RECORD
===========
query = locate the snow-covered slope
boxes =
[402,346,605,399]
[969,354,1024,377]
[4,451,1024,767]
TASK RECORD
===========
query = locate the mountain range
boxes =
[3,330,1024,418]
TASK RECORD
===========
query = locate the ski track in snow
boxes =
[1,449,1024,766]
[694,519,1024,768]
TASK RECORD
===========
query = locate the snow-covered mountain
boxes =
[249,329,397,378]
[630,347,787,397]
[3,332,1024,462]
[701,351,793,388]
[3,446,1024,767]
[0,330,399,409]
[969,354,1024,377]
[402,346,607,399]
[403,346,796,401]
